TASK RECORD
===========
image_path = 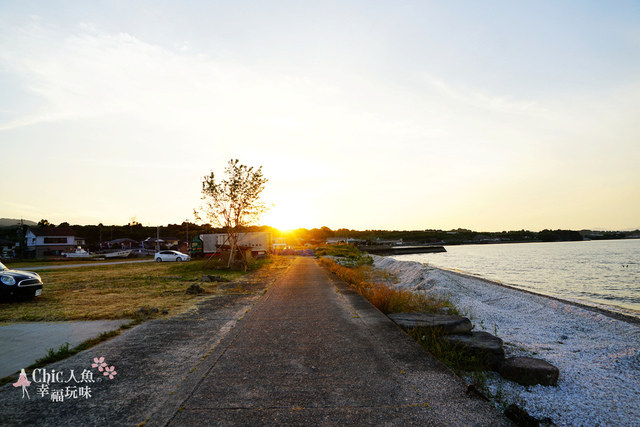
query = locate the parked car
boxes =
[154,250,191,262]
[0,262,43,301]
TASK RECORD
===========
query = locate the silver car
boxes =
[154,250,191,262]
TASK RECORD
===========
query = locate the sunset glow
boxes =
[1,2,639,231]
[261,201,317,232]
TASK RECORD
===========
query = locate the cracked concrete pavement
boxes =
[0,257,511,426]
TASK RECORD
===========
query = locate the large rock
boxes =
[443,332,505,371]
[388,313,473,335]
[499,357,559,386]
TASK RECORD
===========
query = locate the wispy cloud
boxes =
[421,73,548,118]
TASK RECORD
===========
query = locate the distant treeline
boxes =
[1,220,637,249]
[285,227,638,245]
[1,221,286,251]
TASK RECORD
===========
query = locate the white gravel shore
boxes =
[373,255,640,426]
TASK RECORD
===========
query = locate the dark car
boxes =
[0,261,43,301]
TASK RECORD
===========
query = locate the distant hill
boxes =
[0,218,38,227]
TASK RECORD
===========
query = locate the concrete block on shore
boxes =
[499,357,560,386]
[443,331,505,371]
[388,313,473,335]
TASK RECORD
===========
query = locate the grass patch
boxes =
[3,259,129,269]
[199,254,273,272]
[314,244,374,267]
[314,244,363,258]
[319,257,457,315]
[34,342,75,366]
[0,259,251,322]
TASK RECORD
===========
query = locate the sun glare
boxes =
[262,203,314,231]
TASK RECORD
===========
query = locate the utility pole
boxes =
[17,218,25,259]
[185,220,189,253]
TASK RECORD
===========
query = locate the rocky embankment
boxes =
[372,255,640,426]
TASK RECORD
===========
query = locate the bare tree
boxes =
[194,159,269,269]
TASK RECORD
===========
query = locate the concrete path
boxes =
[0,257,511,426]
[151,257,510,426]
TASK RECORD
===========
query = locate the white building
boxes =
[199,232,273,258]
[25,226,85,258]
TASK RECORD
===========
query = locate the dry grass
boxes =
[319,257,496,391]
[319,257,457,315]
[0,260,248,322]
[0,257,288,388]
[3,259,119,269]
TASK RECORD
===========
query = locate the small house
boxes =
[25,226,85,258]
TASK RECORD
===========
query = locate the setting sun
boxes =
[262,201,317,231]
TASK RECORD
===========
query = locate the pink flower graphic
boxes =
[103,366,117,380]
[92,357,108,372]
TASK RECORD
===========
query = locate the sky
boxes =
[1,1,639,232]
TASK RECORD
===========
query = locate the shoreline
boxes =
[371,255,640,426]
[437,266,640,326]
[389,238,640,323]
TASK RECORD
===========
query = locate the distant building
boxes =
[0,238,17,258]
[347,238,365,245]
[474,234,500,243]
[326,237,348,244]
[373,238,403,246]
[107,238,139,249]
[25,226,85,258]
[193,232,273,258]
[144,237,180,250]
[273,237,287,250]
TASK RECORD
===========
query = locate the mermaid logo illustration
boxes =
[12,359,117,401]
[13,368,31,399]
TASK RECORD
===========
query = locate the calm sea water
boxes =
[392,239,640,319]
